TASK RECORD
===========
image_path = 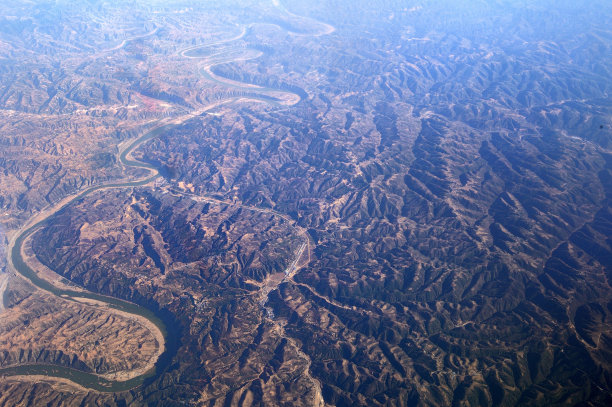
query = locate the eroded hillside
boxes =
[0,0,611,406]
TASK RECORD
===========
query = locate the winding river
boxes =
[0,1,332,393]
[0,124,172,392]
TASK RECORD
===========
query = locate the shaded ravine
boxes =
[0,0,332,395]
[174,5,332,402]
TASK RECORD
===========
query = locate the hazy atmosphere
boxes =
[0,0,611,405]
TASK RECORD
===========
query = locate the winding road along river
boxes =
[0,1,332,394]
